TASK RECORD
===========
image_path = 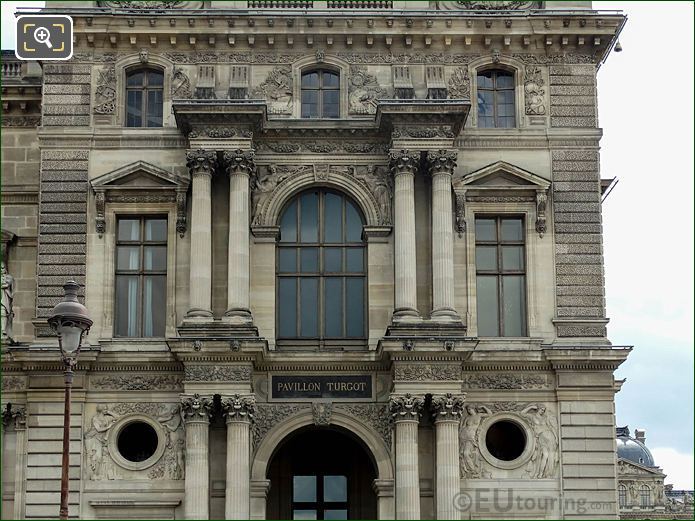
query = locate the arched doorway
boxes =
[266,425,377,520]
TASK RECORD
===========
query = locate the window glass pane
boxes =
[118,219,140,241]
[323,90,340,106]
[324,510,348,520]
[127,71,144,86]
[324,248,342,272]
[345,200,362,242]
[293,475,317,502]
[476,275,499,336]
[301,90,319,118]
[501,246,524,271]
[147,71,164,86]
[323,71,340,88]
[143,275,166,337]
[499,116,516,128]
[302,72,319,88]
[324,192,342,243]
[278,278,297,337]
[346,248,363,272]
[324,475,347,502]
[502,275,526,336]
[324,278,343,337]
[144,246,167,271]
[300,278,319,337]
[501,218,523,241]
[477,73,493,89]
[126,90,142,127]
[115,275,139,337]
[145,219,167,241]
[117,246,140,270]
[300,247,319,273]
[345,278,364,337]
[293,510,317,520]
[147,89,163,127]
[475,246,497,271]
[300,192,319,243]
[475,218,496,242]
[280,201,298,243]
[496,72,515,88]
[323,103,340,119]
[478,116,494,128]
[279,248,297,273]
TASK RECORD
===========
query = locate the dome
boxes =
[616,426,655,467]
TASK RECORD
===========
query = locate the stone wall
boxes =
[549,65,598,128]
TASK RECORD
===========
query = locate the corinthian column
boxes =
[181,394,213,520]
[222,150,255,325]
[389,150,420,322]
[431,393,466,520]
[390,393,424,519]
[427,150,461,322]
[222,394,256,520]
[185,150,217,318]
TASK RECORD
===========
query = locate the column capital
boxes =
[426,149,458,177]
[180,393,213,423]
[186,149,217,178]
[1,404,26,431]
[221,394,256,423]
[222,149,255,177]
[389,393,425,422]
[430,392,466,422]
[389,149,420,177]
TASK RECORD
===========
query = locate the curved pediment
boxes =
[453,160,550,191]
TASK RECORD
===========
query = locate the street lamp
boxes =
[48,280,92,520]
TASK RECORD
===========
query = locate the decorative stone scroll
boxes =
[251,66,293,115]
[222,394,256,423]
[348,66,386,115]
[389,393,425,421]
[524,66,546,116]
[94,65,116,114]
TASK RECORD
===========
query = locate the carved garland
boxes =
[184,365,252,382]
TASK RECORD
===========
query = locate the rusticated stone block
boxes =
[38,243,87,255]
[555,223,603,234]
[557,325,606,337]
[552,150,599,161]
[39,234,86,244]
[43,84,91,95]
[41,150,89,160]
[40,160,88,171]
[548,75,595,86]
[556,285,604,296]
[40,202,87,213]
[550,105,596,117]
[40,182,88,193]
[556,254,603,265]
[42,115,91,126]
[550,85,596,96]
[556,265,604,276]
[37,275,86,286]
[551,116,597,127]
[556,275,604,286]
[39,224,87,235]
[39,213,87,225]
[556,242,602,254]
[553,181,599,192]
[554,203,602,213]
[37,254,86,265]
[43,64,92,74]
[41,192,87,203]
[37,264,86,276]
[557,307,604,318]
[552,160,598,172]
[42,105,91,116]
[42,94,90,105]
[554,191,601,203]
[553,171,601,182]
[43,73,91,84]
[41,171,89,182]
[557,295,605,307]
[549,65,596,75]
[554,212,602,224]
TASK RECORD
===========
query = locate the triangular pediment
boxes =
[90,161,189,191]
[618,458,665,477]
[453,161,550,191]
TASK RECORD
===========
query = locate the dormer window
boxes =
[126,68,164,127]
[301,69,340,119]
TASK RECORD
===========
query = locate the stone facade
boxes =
[1,1,631,519]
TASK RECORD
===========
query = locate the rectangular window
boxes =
[475,216,527,337]
[115,217,167,337]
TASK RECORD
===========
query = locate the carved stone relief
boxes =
[1,404,26,429]
[536,191,548,237]
[251,164,311,225]
[524,66,546,116]
[312,402,332,426]
[90,374,183,391]
[448,67,470,99]
[348,66,386,115]
[1,260,15,344]
[184,365,251,382]
[94,65,116,114]
[394,364,461,381]
[392,127,455,139]
[433,1,540,10]
[1,376,25,391]
[251,66,293,115]
[171,66,192,99]
[459,402,559,479]
[256,140,388,155]
[253,404,309,449]
[84,403,184,481]
[98,1,201,7]
[347,165,392,226]
[462,373,550,390]
[335,403,391,449]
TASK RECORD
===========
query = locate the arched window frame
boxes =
[469,56,524,130]
[300,68,341,119]
[292,56,349,119]
[640,485,651,508]
[275,188,368,349]
[618,484,628,508]
[124,66,165,128]
[114,54,173,128]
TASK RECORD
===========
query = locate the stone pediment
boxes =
[90,161,190,238]
[453,161,550,192]
[618,458,665,478]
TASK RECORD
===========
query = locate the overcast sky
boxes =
[1,1,693,489]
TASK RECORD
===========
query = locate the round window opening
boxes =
[117,421,159,463]
[485,420,526,461]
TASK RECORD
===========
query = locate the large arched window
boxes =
[126,68,164,127]
[277,190,365,346]
[618,484,628,508]
[301,69,340,119]
[640,485,651,508]
[477,69,515,128]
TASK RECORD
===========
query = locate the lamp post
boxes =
[48,280,92,520]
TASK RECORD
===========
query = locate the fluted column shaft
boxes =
[390,394,424,520]
[181,394,213,520]
[428,150,460,321]
[223,395,255,520]
[390,150,420,320]
[223,150,255,323]
[186,150,216,318]
[431,393,466,520]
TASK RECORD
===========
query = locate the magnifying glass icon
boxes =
[33,26,53,49]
